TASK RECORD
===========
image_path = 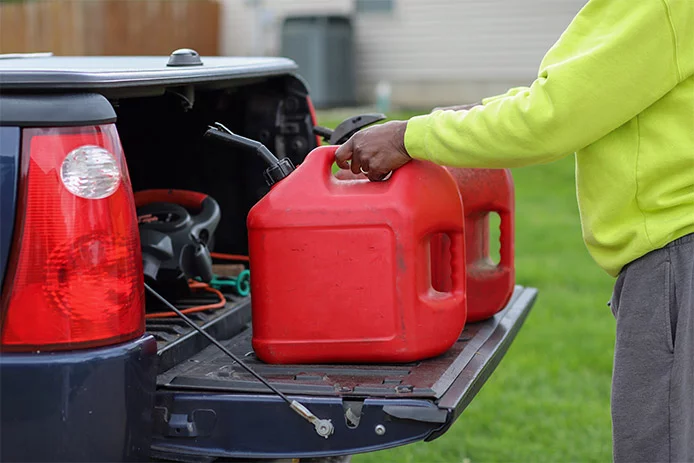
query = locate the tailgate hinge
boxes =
[154,406,217,438]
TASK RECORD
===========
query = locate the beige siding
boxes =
[219,0,587,106]
[220,0,352,57]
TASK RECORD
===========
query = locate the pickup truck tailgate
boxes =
[150,286,537,461]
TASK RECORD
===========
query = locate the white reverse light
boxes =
[60,145,121,199]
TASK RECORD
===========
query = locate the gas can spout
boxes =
[204,122,295,186]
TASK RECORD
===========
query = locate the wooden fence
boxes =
[0,0,220,56]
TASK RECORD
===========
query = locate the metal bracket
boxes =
[290,401,334,439]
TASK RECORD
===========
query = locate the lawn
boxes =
[318,110,617,462]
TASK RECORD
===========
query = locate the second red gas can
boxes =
[431,168,515,322]
[248,146,467,364]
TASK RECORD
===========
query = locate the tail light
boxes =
[0,124,144,352]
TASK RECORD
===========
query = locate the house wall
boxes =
[219,0,587,107]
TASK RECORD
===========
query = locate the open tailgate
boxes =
[150,285,537,461]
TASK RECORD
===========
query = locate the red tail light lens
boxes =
[0,124,144,352]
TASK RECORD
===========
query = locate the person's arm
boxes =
[404,0,682,168]
[480,87,531,106]
[335,0,683,178]
[432,103,480,112]
[431,86,531,112]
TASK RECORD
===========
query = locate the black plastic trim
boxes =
[0,93,116,127]
[383,405,448,424]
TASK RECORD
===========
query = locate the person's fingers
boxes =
[334,169,366,180]
[335,122,410,180]
[367,170,389,182]
[350,137,367,175]
[334,138,354,170]
[351,151,365,175]
[363,157,387,182]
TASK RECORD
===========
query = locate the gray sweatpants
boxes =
[610,233,694,463]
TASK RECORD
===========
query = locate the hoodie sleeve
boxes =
[404,0,682,168]
[480,87,531,105]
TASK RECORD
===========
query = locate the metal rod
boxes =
[144,282,292,404]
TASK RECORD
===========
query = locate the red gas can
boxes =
[431,168,515,322]
[248,145,467,364]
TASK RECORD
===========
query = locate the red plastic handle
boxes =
[303,146,333,172]
[288,145,339,187]
[497,209,514,270]
[472,205,513,273]
[423,230,466,310]
[300,145,398,186]
[134,189,208,211]
[466,207,514,320]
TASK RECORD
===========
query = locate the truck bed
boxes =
[148,286,537,461]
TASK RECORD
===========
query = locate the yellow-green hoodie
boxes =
[404,0,694,277]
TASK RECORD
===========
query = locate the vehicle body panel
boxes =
[0,335,158,462]
[0,56,298,93]
[0,126,20,285]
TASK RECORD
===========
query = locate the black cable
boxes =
[144,282,292,405]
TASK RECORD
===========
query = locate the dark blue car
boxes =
[0,50,537,462]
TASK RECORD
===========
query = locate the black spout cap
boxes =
[263,158,295,187]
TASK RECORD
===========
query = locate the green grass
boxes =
[318,110,616,462]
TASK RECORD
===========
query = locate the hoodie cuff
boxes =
[404,114,433,162]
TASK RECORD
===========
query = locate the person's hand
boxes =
[334,120,411,182]
[431,102,481,112]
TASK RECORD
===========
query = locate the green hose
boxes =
[207,269,251,297]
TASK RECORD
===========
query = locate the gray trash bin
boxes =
[281,15,356,109]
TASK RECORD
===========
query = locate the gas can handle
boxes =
[448,230,466,296]
[477,206,513,272]
[309,145,397,185]
[292,145,338,183]
[308,145,375,187]
[422,230,466,311]
[319,145,340,182]
[498,208,514,270]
